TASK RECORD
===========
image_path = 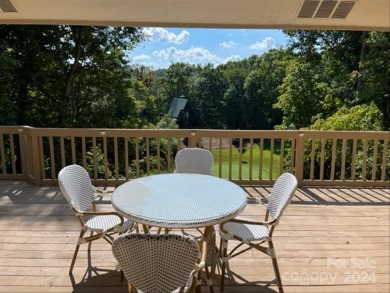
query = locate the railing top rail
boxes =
[0,126,28,134]
[299,130,390,139]
[3,126,389,134]
[2,126,389,142]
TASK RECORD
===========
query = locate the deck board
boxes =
[0,180,389,293]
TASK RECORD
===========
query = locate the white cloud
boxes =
[153,46,222,64]
[219,41,238,49]
[220,55,242,65]
[143,28,189,44]
[248,37,276,50]
[132,54,151,62]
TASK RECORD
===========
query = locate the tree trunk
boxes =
[58,26,84,127]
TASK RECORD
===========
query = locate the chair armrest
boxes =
[246,195,269,207]
[93,185,109,198]
[256,196,269,206]
[220,217,276,232]
[78,210,125,226]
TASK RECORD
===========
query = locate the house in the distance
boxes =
[167,96,200,129]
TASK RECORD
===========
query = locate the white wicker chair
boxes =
[174,148,214,175]
[112,233,207,293]
[58,164,134,274]
[219,172,298,292]
[173,148,215,238]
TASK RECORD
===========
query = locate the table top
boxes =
[112,173,247,228]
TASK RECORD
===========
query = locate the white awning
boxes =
[0,0,389,31]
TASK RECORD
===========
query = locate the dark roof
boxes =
[167,98,188,118]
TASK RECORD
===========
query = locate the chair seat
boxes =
[85,215,133,233]
[220,217,269,242]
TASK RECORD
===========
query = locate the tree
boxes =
[310,103,383,131]
[124,79,159,128]
[357,32,390,129]
[274,59,340,129]
[243,49,291,129]
[284,30,369,105]
[156,63,197,114]
[0,53,18,124]
[190,64,226,129]
[221,61,248,129]
[306,103,386,180]
[0,25,144,128]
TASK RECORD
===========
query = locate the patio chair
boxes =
[174,148,214,175]
[172,148,214,237]
[112,233,207,293]
[58,164,134,274]
[219,172,298,292]
[173,147,216,245]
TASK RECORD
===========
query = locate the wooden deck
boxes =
[0,180,389,293]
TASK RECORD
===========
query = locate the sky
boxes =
[127,27,289,69]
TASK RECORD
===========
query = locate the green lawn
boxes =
[211,147,281,180]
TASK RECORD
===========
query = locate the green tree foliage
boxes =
[220,61,249,129]
[190,64,226,129]
[124,79,159,128]
[156,63,197,114]
[0,25,145,128]
[284,30,365,72]
[154,115,179,129]
[163,63,196,97]
[310,103,383,131]
[306,104,387,181]
[243,49,291,129]
[125,116,179,176]
[283,30,390,130]
[357,32,390,129]
[275,59,340,129]
[283,30,365,107]
[1,25,388,135]
[0,53,18,124]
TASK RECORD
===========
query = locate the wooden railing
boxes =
[0,126,389,187]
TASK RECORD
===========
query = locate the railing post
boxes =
[295,132,305,186]
[189,130,197,148]
[17,127,28,181]
[29,129,42,185]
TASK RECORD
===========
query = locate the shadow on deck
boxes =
[0,180,389,293]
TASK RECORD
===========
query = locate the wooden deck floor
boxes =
[0,180,389,293]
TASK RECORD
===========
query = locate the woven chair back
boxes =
[58,164,95,212]
[267,173,298,221]
[112,233,200,293]
[175,148,214,175]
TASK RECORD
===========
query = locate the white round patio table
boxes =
[112,173,247,229]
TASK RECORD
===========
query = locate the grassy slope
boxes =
[211,147,281,180]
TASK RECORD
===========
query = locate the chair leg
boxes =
[220,238,228,293]
[128,283,137,293]
[142,224,150,233]
[269,240,283,291]
[191,276,201,293]
[69,228,87,274]
[88,231,94,251]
